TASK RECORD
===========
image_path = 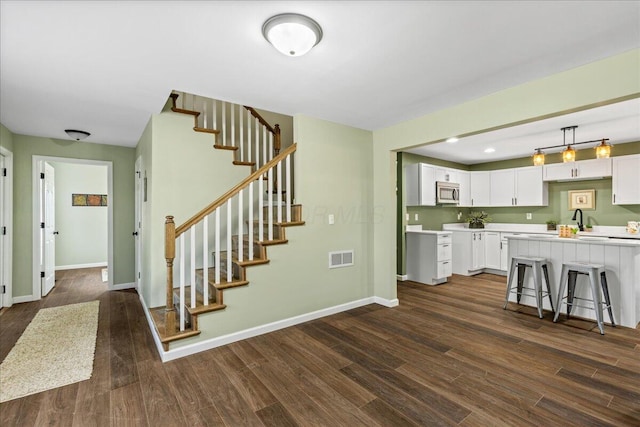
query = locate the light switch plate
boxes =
[328,214,335,225]
[526,213,532,220]
[414,214,419,221]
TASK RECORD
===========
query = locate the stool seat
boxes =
[503,256,554,318]
[553,261,615,335]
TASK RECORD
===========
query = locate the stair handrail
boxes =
[173,142,296,238]
[244,106,281,154]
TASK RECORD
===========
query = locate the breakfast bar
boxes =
[506,235,640,329]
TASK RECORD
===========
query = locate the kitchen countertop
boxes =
[442,223,640,240]
[506,234,640,247]
[405,225,452,235]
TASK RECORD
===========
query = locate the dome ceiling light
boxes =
[65,129,90,141]
[262,13,323,57]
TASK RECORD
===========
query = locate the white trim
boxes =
[155,296,400,362]
[0,147,13,307]
[32,156,114,300]
[12,295,36,304]
[396,274,408,281]
[56,262,108,271]
[139,292,166,358]
[112,282,136,290]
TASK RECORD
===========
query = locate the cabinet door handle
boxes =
[613,194,616,203]
[500,242,502,250]
[514,197,517,205]
[571,169,574,177]
[442,244,449,247]
[473,234,476,240]
[443,261,449,264]
[575,168,578,177]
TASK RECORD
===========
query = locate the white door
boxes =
[134,157,143,290]
[0,154,4,308]
[42,162,56,296]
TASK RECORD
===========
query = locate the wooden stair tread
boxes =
[279,221,305,227]
[213,144,239,151]
[195,268,249,289]
[171,107,200,117]
[233,160,255,166]
[194,127,220,134]
[150,307,201,343]
[236,235,288,246]
[174,286,226,315]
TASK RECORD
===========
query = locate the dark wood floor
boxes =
[1,269,639,426]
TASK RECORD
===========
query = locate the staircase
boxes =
[150,92,304,350]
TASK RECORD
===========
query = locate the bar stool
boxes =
[503,256,555,318]
[553,262,615,335]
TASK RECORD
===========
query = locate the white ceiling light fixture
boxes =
[65,129,90,141]
[445,137,459,143]
[262,13,323,57]
[484,147,495,153]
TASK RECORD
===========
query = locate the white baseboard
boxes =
[56,262,107,271]
[154,295,400,363]
[111,282,136,290]
[396,274,408,281]
[138,293,167,360]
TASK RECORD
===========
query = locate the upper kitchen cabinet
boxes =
[612,154,640,205]
[490,166,547,206]
[543,158,612,181]
[457,171,472,207]
[405,163,436,206]
[469,171,491,207]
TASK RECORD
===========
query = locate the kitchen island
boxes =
[506,234,640,329]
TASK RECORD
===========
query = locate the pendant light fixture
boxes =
[262,13,323,57]
[595,139,612,159]
[531,125,611,166]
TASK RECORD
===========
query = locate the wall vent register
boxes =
[329,250,354,269]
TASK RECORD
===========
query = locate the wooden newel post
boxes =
[164,216,177,334]
[274,124,281,156]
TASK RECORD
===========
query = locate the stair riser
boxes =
[263,205,303,222]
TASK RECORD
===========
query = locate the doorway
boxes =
[32,156,114,300]
[0,147,13,308]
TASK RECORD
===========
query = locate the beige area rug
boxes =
[0,300,100,403]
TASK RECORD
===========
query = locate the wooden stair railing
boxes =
[159,143,302,347]
[169,92,282,181]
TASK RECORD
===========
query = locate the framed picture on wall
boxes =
[568,189,595,210]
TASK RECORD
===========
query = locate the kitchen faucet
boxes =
[572,208,584,231]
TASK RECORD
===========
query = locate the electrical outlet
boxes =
[526,213,532,220]
[414,214,419,221]
[328,214,335,225]
[457,212,462,220]
[406,213,409,221]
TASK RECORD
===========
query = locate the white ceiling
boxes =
[1,1,639,148]
[406,97,640,164]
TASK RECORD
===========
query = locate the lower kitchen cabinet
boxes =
[406,231,452,285]
[484,232,502,270]
[452,231,485,276]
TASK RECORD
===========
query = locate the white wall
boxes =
[51,162,108,268]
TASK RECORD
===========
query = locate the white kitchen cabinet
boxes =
[457,171,472,207]
[543,158,612,181]
[612,154,640,205]
[469,171,491,207]
[452,231,485,276]
[406,231,452,285]
[500,236,509,271]
[405,163,436,206]
[484,231,502,270]
[490,166,548,207]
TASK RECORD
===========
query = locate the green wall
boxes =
[10,133,136,297]
[1,124,14,151]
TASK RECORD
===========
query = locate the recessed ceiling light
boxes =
[445,137,459,143]
[484,148,495,153]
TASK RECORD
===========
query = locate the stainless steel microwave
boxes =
[436,181,460,204]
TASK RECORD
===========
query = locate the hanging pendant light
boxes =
[532,149,545,166]
[562,145,576,163]
[595,139,612,159]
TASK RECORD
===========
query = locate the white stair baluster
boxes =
[248,181,254,260]
[179,235,185,331]
[231,104,235,149]
[258,177,264,242]
[268,166,273,241]
[238,189,244,262]
[202,214,208,305]
[213,99,218,131]
[180,91,185,109]
[203,99,208,129]
[247,110,252,163]
[215,208,220,284]
[190,226,196,309]
[286,153,292,222]
[227,199,232,282]
[239,106,244,162]
[222,101,227,146]
[262,127,267,169]
[255,117,260,169]
[269,132,273,162]
[277,160,282,223]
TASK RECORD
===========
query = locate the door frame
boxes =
[0,147,13,307]
[134,156,143,291]
[32,156,114,299]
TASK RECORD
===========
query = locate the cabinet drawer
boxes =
[437,260,452,278]
[437,234,452,244]
[437,243,452,260]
